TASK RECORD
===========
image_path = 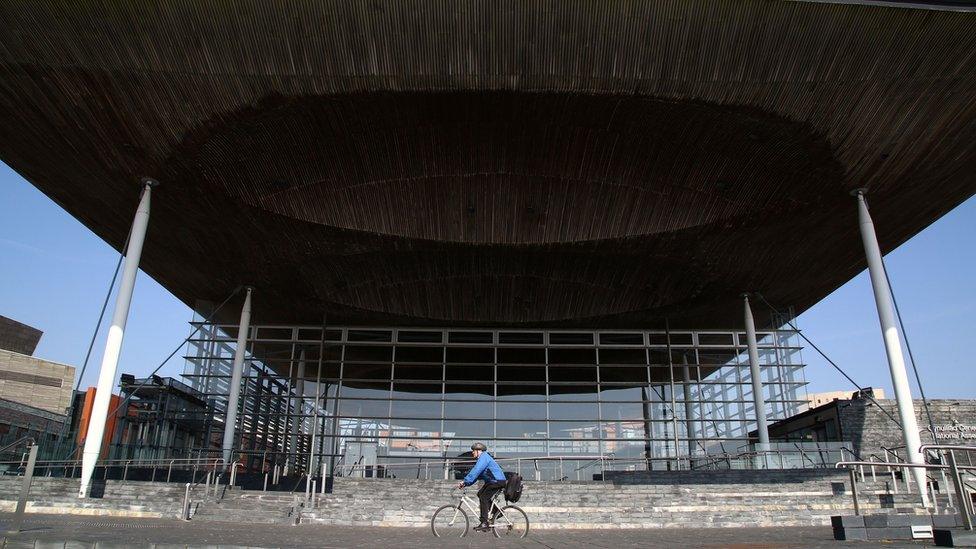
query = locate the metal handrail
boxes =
[334,447,849,478]
[2,444,852,482]
[180,458,224,520]
[919,444,976,454]
[792,442,818,468]
[0,456,222,468]
[574,452,613,472]
[0,436,35,456]
[836,458,976,531]
[920,444,976,514]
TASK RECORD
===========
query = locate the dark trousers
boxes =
[477,480,507,524]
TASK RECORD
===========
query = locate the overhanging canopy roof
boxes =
[1,1,974,328]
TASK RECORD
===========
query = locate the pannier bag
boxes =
[503,471,524,503]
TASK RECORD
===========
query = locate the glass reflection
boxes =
[390,399,441,418]
[549,402,599,420]
[338,398,389,418]
[496,420,547,438]
[443,400,492,418]
[600,401,648,422]
[392,382,442,399]
[444,383,493,399]
[496,401,546,420]
[443,419,494,439]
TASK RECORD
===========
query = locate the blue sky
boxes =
[1,160,973,399]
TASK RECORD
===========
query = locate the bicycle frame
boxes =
[449,489,513,529]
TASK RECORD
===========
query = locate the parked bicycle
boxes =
[431,487,529,538]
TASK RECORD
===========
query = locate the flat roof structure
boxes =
[1,1,974,327]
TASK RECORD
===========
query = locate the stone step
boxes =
[0,472,953,530]
[296,474,948,529]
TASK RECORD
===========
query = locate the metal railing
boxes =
[836,444,976,531]
[0,442,862,495]
[332,445,858,481]
[179,460,234,520]
[0,455,225,483]
[0,435,36,457]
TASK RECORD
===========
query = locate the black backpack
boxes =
[503,471,523,503]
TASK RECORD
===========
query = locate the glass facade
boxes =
[181,319,807,480]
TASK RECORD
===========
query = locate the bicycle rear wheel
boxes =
[431,504,469,537]
[492,505,529,538]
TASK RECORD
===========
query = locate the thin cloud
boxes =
[0,237,102,265]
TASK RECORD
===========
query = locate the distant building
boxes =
[0,315,75,454]
[0,315,42,356]
[767,397,976,460]
[806,388,885,410]
[0,316,75,415]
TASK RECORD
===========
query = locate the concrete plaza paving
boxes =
[0,513,935,548]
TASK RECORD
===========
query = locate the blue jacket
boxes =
[462,452,506,486]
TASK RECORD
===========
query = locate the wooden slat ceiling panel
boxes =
[0,0,974,327]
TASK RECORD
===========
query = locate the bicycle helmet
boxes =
[471,442,487,451]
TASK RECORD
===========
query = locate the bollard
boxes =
[181,483,191,521]
[263,472,269,492]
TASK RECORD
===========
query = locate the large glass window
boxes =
[390,399,441,419]
[443,419,494,439]
[185,324,808,480]
[444,400,492,418]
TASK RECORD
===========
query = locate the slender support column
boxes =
[743,294,770,447]
[681,354,697,458]
[222,287,253,468]
[78,180,154,498]
[855,190,929,505]
[289,349,306,471]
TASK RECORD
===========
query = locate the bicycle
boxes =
[430,487,529,538]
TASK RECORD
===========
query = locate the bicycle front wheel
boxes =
[431,504,469,537]
[492,505,529,539]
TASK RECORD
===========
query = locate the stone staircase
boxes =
[300,470,950,529]
[0,477,186,518]
[0,470,959,529]
[189,487,303,524]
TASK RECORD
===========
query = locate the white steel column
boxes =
[222,287,253,468]
[743,294,770,446]
[856,190,929,505]
[78,180,155,498]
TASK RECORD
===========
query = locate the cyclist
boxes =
[456,442,507,532]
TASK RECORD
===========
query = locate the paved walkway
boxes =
[0,513,933,548]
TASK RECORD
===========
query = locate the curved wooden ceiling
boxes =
[0,1,974,327]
